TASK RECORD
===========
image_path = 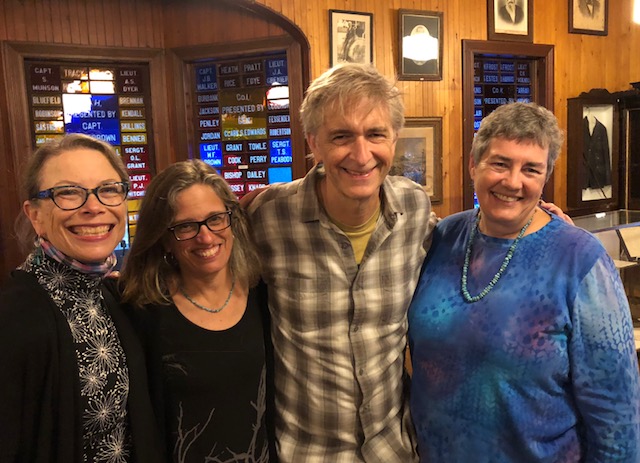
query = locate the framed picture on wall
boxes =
[391,117,443,204]
[569,0,608,36]
[329,10,373,67]
[397,10,443,81]
[487,0,533,42]
[566,90,619,214]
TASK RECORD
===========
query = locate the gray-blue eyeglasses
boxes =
[168,211,233,241]
[33,182,129,211]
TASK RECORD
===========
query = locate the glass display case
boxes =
[572,209,640,233]
[573,209,640,350]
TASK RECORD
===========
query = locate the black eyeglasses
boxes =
[167,211,233,241]
[33,182,129,211]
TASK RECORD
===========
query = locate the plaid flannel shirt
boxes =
[249,165,435,462]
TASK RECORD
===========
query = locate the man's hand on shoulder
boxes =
[539,200,574,225]
[239,187,268,209]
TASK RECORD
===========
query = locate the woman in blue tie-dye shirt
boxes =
[408,102,640,462]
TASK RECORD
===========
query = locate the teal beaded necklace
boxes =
[461,209,535,303]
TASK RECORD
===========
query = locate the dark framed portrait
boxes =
[329,10,373,67]
[398,9,443,81]
[569,0,608,36]
[391,117,443,204]
[566,91,620,214]
[487,0,533,42]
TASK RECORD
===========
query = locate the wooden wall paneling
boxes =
[8,0,25,40]
[53,0,71,44]
[268,0,284,18]
[46,0,58,42]
[67,0,82,45]
[137,3,151,47]
[0,42,36,278]
[96,2,109,47]
[75,1,91,44]
[248,12,268,42]
[119,1,134,47]
[161,1,184,48]
[133,0,149,47]
[152,2,164,48]
[0,43,24,280]
[164,47,191,163]
[101,1,116,46]
[137,0,152,47]
[618,26,633,87]
[34,0,50,43]
[147,51,172,172]
[271,0,287,27]
[1,43,34,186]
[120,0,136,47]
[291,0,306,39]
[21,1,36,42]
[129,1,143,47]
[1,2,12,40]
[378,2,394,74]
[302,1,320,72]
[87,1,100,45]
[314,6,327,71]
[56,0,71,43]
[286,40,312,177]
[447,0,463,214]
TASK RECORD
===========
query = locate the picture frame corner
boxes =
[397,9,444,81]
[568,0,608,36]
[487,0,534,43]
[329,9,374,68]
[394,116,443,204]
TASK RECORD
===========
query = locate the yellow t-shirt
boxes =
[331,204,381,264]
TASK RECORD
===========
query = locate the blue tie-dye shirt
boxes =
[408,209,640,463]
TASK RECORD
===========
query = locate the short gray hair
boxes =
[299,63,405,136]
[471,102,564,181]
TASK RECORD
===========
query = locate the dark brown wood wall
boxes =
[1,0,638,277]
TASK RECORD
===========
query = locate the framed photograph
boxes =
[487,0,533,42]
[566,90,619,214]
[329,10,373,67]
[391,117,443,204]
[569,0,608,36]
[398,10,443,81]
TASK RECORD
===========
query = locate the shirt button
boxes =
[341,242,350,250]
[353,325,359,332]
[359,368,364,375]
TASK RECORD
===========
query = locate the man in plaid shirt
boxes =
[249,64,435,462]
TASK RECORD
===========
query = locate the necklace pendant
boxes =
[180,275,236,313]
[461,210,535,303]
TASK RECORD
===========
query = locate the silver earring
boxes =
[34,237,44,265]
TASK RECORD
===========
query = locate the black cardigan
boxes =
[0,270,166,463]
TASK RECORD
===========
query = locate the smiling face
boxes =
[165,184,233,282]
[306,98,397,221]
[23,148,127,263]
[470,137,548,238]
